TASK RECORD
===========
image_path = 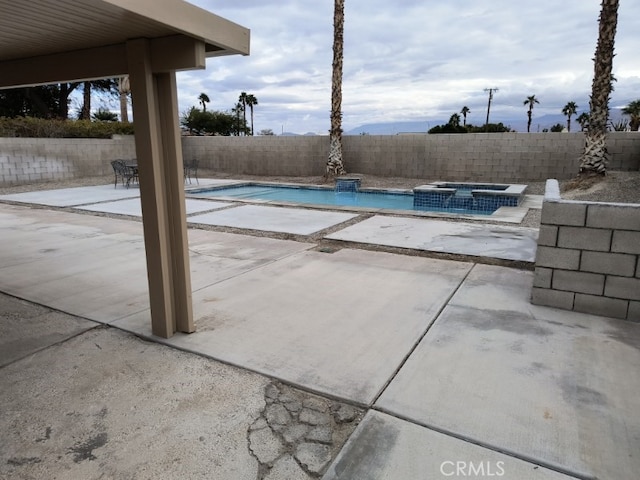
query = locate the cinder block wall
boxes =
[0,136,136,186]
[531,179,640,321]
[183,132,640,182]
[1,132,639,186]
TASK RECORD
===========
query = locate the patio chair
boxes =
[110,159,138,188]
[184,158,199,185]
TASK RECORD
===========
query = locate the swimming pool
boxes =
[188,183,525,215]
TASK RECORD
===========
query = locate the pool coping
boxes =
[186,181,536,224]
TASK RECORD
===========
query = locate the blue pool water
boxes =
[190,184,497,215]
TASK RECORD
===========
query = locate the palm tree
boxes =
[523,95,539,133]
[562,101,578,132]
[579,0,619,175]
[245,94,258,135]
[449,113,461,128]
[460,106,470,127]
[118,76,130,123]
[198,92,210,112]
[577,112,590,132]
[326,0,346,177]
[231,102,244,136]
[78,79,118,120]
[238,92,248,135]
[622,99,640,131]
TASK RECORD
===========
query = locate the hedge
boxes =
[0,117,135,138]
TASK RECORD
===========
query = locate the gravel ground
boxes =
[1,170,638,230]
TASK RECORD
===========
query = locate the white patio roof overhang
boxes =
[0,0,250,338]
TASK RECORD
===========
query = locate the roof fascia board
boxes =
[102,0,250,56]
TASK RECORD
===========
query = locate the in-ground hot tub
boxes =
[413,182,527,212]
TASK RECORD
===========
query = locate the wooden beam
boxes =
[0,35,206,89]
[0,44,127,89]
[151,36,205,72]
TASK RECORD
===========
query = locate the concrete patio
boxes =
[1,184,639,479]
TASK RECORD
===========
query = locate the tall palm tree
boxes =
[523,95,539,133]
[198,92,210,112]
[622,99,640,131]
[579,0,619,174]
[231,102,244,136]
[460,106,470,127]
[245,94,258,135]
[78,79,117,120]
[326,0,346,177]
[238,92,248,135]
[562,101,578,132]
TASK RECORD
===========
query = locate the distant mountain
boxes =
[344,108,629,135]
[280,131,320,136]
[346,121,435,135]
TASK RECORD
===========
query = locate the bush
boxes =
[0,117,134,138]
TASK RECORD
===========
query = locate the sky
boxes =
[173,1,640,134]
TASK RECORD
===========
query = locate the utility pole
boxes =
[484,87,498,132]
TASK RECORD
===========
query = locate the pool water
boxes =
[191,184,497,215]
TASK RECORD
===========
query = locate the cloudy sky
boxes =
[175,0,640,134]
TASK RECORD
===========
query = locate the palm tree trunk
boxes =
[326,0,346,177]
[250,106,255,136]
[579,0,619,175]
[80,81,91,120]
[118,76,130,123]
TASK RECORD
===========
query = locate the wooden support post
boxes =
[126,38,194,338]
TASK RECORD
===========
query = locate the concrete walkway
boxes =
[1,184,639,479]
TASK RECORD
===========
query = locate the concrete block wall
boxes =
[0,136,136,186]
[1,132,639,186]
[183,132,640,182]
[182,135,328,176]
[531,179,640,321]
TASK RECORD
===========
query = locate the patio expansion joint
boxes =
[368,263,476,408]
[188,246,317,295]
[368,407,593,480]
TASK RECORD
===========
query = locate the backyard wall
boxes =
[1,132,639,186]
[0,136,136,186]
[182,132,640,182]
[531,179,640,322]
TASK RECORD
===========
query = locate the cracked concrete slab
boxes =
[249,381,363,479]
[188,204,358,235]
[0,294,362,480]
[375,264,640,480]
[326,215,538,262]
[323,411,576,480]
[0,294,98,367]
[0,327,267,480]
[114,248,471,405]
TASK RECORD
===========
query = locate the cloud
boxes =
[179,0,640,134]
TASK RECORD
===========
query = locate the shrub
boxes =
[0,117,134,138]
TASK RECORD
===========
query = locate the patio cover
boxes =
[0,0,250,338]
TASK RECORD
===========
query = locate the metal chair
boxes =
[110,159,138,188]
[184,159,199,185]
